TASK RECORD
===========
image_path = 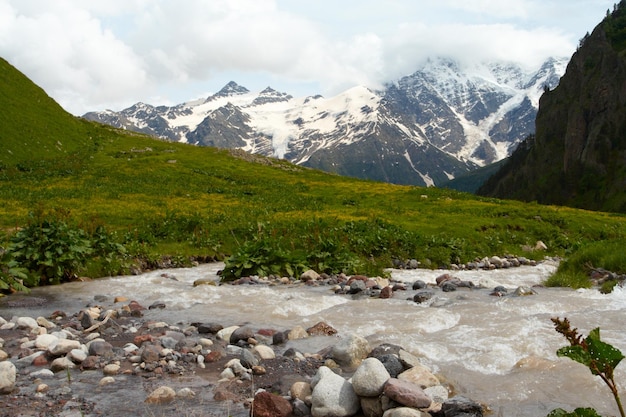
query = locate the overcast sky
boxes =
[0,0,615,115]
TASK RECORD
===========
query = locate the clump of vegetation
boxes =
[548,318,625,417]
[545,238,626,289]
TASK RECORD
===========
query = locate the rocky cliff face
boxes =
[478,7,626,213]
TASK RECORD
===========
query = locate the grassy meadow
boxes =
[1,56,625,291]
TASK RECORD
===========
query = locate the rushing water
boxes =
[2,260,625,416]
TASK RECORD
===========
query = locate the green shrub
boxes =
[546,239,626,288]
[6,218,93,285]
[221,238,308,281]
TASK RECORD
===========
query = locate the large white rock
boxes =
[253,344,276,360]
[216,325,239,342]
[311,366,360,417]
[48,339,82,356]
[351,357,391,397]
[16,317,39,330]
[35,334,59,350]
[0,361,16,394]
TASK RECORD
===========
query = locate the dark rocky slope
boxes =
[478,4,626,213]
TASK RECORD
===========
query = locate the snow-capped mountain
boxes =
[83,57,567,186]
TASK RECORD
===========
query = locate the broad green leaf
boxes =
[557,345,591,368]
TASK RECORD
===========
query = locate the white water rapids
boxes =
[3,260,626,416]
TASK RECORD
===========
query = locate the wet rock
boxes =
[217,325,239,341]
[230,326,255,345]
[240,349,259,368]
[133,334,154,346]
[307,321,337,336]
[514,286,537,296]
[141,344,161,362]
[103,363,120,375]
[252,390,294,417]
[195,322,223,334]
[87,340,114,358]
[159,336,178,350]
[311,366,360,417]
[383,378,431,409]
[69,349,87,363]
[398,363,440,389]
[331,333,370,369]
[176,387,196,398]
[441,282,458,292]
[16,317,39,330]
[290,381,312,404]
[413,291,434,304]
[490,286,508,296]
[273,331,287,345]
[148,301,166,309]
[441,395,484,416]
[99,376,116,386]
[349,280,366,294]
[382,407,426,416]
[50,357,76,372]
[301,269,321,281]
[49,339,82,356]
[361,396,384,417]
[35,334,59,350]
[351,357,390,397]
[144,386,176,404]
[380,286,394,299]
[254,344,276,360]
[376,354,405,378]
[424,385,449,403]
[0,361,16,394]
[288,326,308,340]
[412,280,427,290]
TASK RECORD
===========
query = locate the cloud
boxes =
[0,0,594,114]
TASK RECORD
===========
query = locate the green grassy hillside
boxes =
[1,57,625,290]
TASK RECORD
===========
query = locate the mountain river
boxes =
[2,259,625,416]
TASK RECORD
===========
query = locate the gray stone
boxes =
[352,357,391,397]
[16,317,39,330]
[441,395,484,416]
[230,326,255,345]
[331,333,371,369]
[50,357,76,372]
[311,366,360,417]
[48,339,82,356]
[0,361,16,394]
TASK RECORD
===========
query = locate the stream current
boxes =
[2,260,625,416]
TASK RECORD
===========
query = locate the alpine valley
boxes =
[83,57,567,187]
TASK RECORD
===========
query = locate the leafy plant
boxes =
[221,238,308,281]
[6,218,93,285]
[548,317,625,417]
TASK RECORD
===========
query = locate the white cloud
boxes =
[0,0,614,114]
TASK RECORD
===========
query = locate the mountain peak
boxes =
[212,81,250,99]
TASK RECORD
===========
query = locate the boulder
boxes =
[331,333,371,368]
[398,363,440,389]
[252,390,294,417]
[311,366,360,417]
[307,322,337,336]
[441,395,484,416]
[48,339,82,356]
[382,407,428,416]
[301,269,321,281]
[383,378,431,409]
[0,362,16,394]
[144,386,176,404]
[351,357,391,397]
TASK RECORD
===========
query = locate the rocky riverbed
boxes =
[0,262,512,417]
